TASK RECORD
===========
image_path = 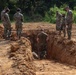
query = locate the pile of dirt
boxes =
[9,37,36,75]
[0,26,3,39]
[10,32,18,41]
[47,31,76,66]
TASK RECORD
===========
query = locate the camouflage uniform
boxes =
[1,8,11,39]
[61,14,66,37]
[66,10,73,39]
[56,11,62,31]
[14,9,23,39]
[37,31,48,59]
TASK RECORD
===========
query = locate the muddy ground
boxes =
[0,22,76,75]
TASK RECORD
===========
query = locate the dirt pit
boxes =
[22,29,76,66]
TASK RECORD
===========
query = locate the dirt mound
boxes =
[47,31,76,66]
[0,26,3,39]
[10,32,18,41]
[9,37,36,75]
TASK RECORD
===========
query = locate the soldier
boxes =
[61,14,66,37]
[56,11,62,35]
[36,29,49,59]
[14,8,24,39]
[65,6,73,39]
[1,7,11,39]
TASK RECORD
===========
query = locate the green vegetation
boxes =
[44,6,76,23]
[0,0,76,23]
[44,6,65,23]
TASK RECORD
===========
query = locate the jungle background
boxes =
[0,0,76,23]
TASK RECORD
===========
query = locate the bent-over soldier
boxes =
[1,7,11,39]
[36,29,49,59]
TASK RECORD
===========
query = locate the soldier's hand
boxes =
[66,25,68,29]
[22,23,23,25]
[37,38,39,43]
[46,37,49,42]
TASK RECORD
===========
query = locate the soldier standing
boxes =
[65,6,73,39]
[61,14,66,37]
[36,29,49,59]
[56,11,62,35]
[14,8,24,39]
[1,7,11,39]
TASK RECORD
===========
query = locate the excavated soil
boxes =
[47,31,76,65]
[0,26,4,39]
[0,22,76,75]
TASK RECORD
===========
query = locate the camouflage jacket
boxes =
[62,16,67,25]
[14,12,24,25]
[1,10,11,26]
[56,12,62,22]
[66,10,73,24]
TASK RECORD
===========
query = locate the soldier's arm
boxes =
[36,33,40,43]
[1,16,5,21]
[70,12,73,19]
[43,32,49,42]
[13,14,16,20]
[69,11,73,20]
[46,34,49,42]
[65,17,67,25]
[1,13,6,21]
[21,14,24,22]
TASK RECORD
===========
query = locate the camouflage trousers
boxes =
[16,25,22,39]
[61,24,66,37]
[67,23,72,39]
[37,43,47,59]
[56,21,62,31]
[3,26,11,39]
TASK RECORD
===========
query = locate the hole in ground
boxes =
[22,29,76,66]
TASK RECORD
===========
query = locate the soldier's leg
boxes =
[37,44,41,59]
[17,28,21,39]
[59,24,62,36]
[59,30,61,35]
[63,27,66,37]
[68,30,71,39]
[40,44,47,59]
[38,44,43,59]
[67,27,71,39]
[8,28,11,38]
[17,29,18,36]
[18,26,22,39]
[16,25,18,36]
[43,44,47,59]
[4,27,8,39]
[67,24,72,39]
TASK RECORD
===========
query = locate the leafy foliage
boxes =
[0,0,76,23]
